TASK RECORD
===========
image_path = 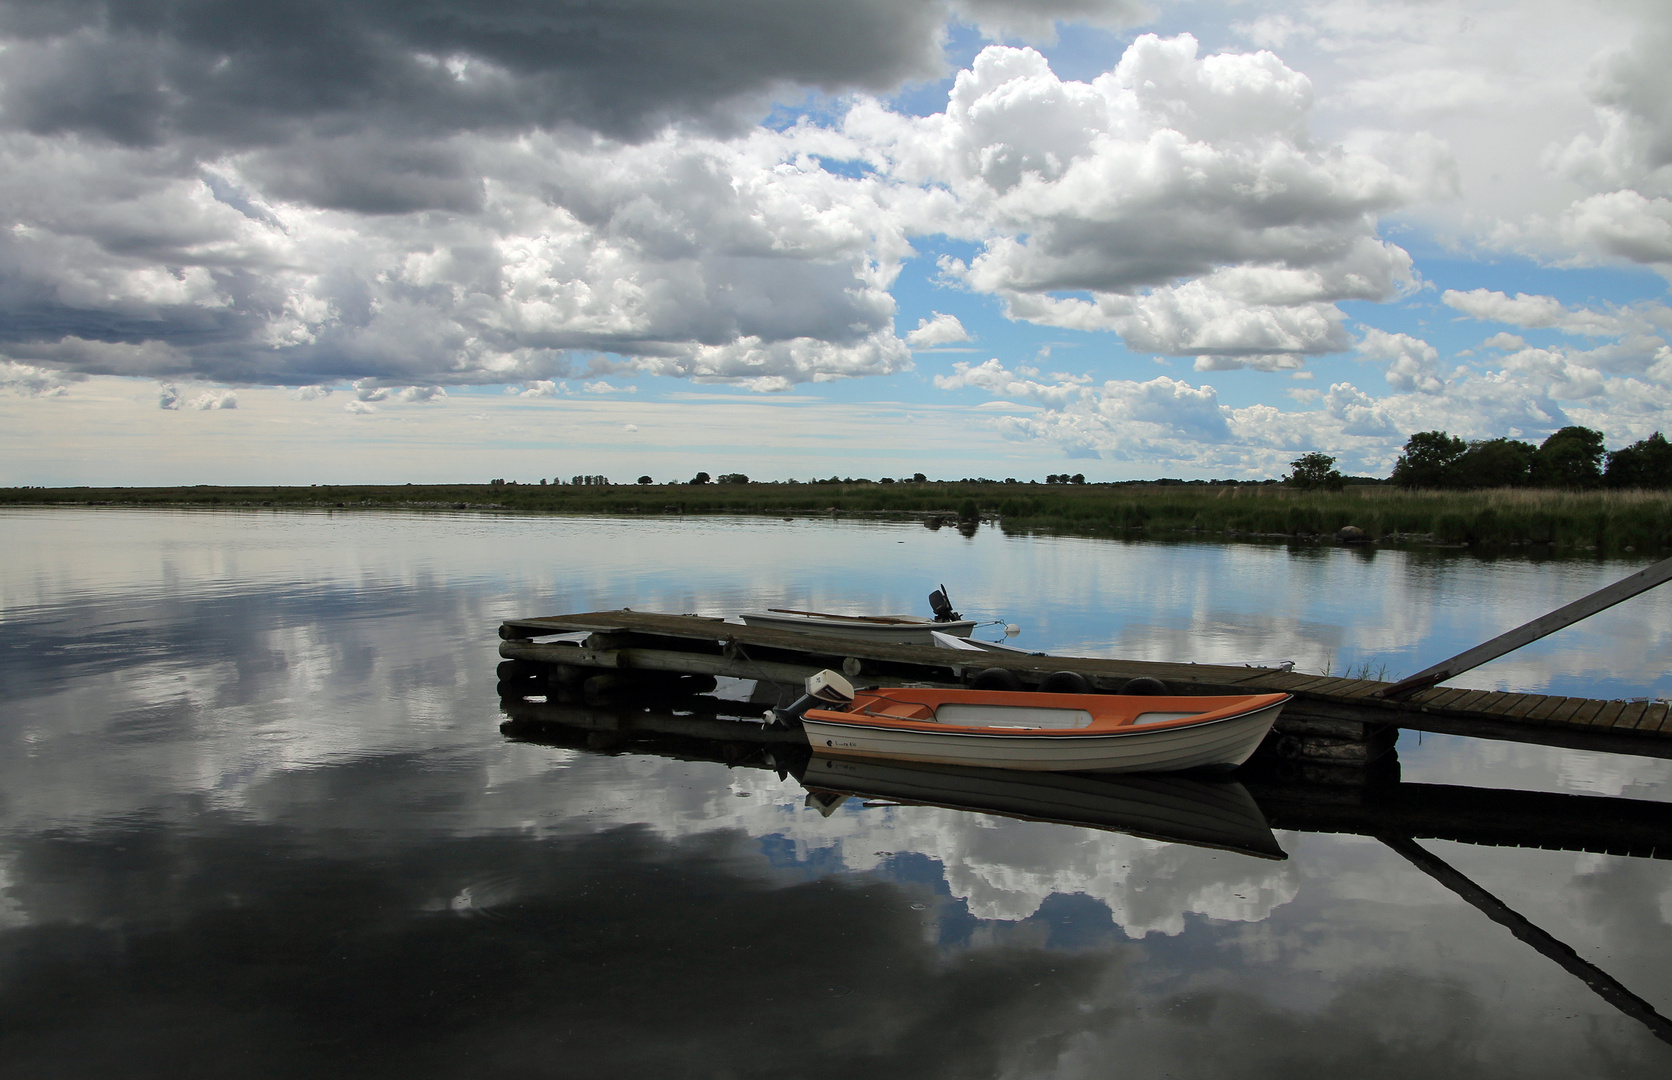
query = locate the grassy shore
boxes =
[6,481,1671,554]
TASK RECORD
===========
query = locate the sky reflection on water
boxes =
[2,508,1672,1077]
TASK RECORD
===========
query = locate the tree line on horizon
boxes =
[1388,427,1672,491]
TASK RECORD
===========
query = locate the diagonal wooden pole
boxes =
[1378,554,1672,701]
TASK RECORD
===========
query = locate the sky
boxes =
[2,0,1671,486]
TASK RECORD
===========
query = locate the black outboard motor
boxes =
[928,583,961,623]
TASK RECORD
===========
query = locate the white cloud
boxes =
[1558,190,1672,268]
[188,390,238,411]
[345,399,378,415]
[583,381,638,394]
[847,35,1417,361]
[1357,328,1442,393]
[396,385,447,403]
[933,358,1085,407]
[292,385,332,401]
[905,312,973,347]
[0,362,72,397]
[519,380,567,398]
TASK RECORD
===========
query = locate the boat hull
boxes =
[801,694,1287,774]
[739,611,977,643]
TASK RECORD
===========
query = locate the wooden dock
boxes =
[498,609,1672,761]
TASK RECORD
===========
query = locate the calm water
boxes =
[3,507,1672,1077]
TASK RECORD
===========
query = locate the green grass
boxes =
[6,481,1671,554]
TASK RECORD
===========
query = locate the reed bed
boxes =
[7,481,1671,553]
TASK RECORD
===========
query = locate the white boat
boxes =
[800,684,1290,773]
[739,608,977,643]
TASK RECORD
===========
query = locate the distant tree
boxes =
[717,473,748,484]
[1453,438,1535,489]
[1605,432,1672,489]
[1531,426,1605,489]
[689,471,711,485]
[1285,452,1344,491]
[1070,473,1085,485]
[1390,431,1467,489]
[880,476,896,484]
[912,473,927,483]
[637,475,652,485]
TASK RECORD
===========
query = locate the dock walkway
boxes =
[499,609,1672,760]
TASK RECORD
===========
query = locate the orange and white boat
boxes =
[794,679,1290,774]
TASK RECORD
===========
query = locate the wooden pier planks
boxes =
[500,609,1672,759]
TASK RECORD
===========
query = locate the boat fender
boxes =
[1119,676,1169,696]
[969,667,1024,691]
[1038,670,1092,694]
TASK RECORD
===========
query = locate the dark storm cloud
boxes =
[0,0,950,146]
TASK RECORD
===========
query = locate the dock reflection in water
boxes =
[504,691,1672,1051]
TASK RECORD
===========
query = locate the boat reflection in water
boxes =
[799,753,1287,860]
[498,692,1286,861]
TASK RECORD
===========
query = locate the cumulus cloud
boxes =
[188,389,237,410]
[849,36,1417,365]
[0,16,1435,396]
[1357,329,1442,393]
[345,399,377,415]
[933,357,1085,406]
[905,312,973,347]
[0,361,72,396]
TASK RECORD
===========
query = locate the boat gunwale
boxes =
[803,692,1290,740]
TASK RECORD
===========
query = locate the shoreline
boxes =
[7,481,1671,555]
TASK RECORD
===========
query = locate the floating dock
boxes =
[499,609,1672,762]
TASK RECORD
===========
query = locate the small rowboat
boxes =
[800,686,1290,774]
[739,608,978,643]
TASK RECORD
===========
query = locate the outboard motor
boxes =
[928,584,961,623]
[766,669,855,729]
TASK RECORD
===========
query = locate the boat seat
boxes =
[933,704,1094,729]
[861,700,936,721]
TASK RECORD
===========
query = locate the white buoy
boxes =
[1004,623,1021,637]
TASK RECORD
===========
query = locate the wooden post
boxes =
[1379,554,1672,700]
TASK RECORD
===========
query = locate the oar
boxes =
[767,608,918,624]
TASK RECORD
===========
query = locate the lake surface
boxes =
[3,507,1672,1077]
